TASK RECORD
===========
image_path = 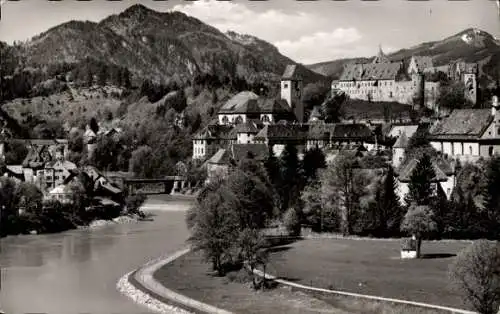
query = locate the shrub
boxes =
[449,240,500,314]
[284,208,301,236]
[125,194,147,216]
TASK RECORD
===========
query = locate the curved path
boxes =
[0,195,192,314]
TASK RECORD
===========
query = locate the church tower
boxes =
[281,65,304,123]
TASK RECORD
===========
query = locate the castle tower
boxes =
[280,64,304,123]
[411,72,425,110]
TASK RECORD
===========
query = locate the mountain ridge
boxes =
[307,28,500,84]
[12,4,324,86]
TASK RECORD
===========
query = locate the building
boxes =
[333,47,478,109]
[42,160,77,191]
[204,143,268,183]
[254,123,308,157]
[396,155,457,202]
[428,96,500,163]
[192,124,236,160]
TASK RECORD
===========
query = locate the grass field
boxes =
[266,238,472,311]
[154,249,456,314]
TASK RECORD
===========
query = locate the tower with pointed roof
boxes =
[372,45,390,64]
[280,64,304,123]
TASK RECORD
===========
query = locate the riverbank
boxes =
[153,249,353,314]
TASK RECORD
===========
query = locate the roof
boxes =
[397,157,454,182]
[219,91,260,113]
[393,132,409,148]
[218,92,293,115]
[194,124,236,140]
[339,62,402,81]
[6,165,23,175]
[231,143,268,161]
[254,124,308,140]
[234,121,260,134]
[411,56,434,73]
[429,109,492,139]
[387,124,419,138]
[307,123,336,139]
[282,64,301,80]
[45,160,77,170]
[332,124,373,139]
[207,149,231,165]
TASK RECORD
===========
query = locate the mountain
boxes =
[17,4,324,85]
[307,28,500,83]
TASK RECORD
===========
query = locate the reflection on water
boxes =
[0,196,192,314]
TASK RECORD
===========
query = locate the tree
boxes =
[449,240,500,314]
[405,154,436,206]
[280,143,302,211]
[98,65,108,86]
[129,145,154,177]
[4,140,29,164]
[437,81,474,110]
[482,156,500,239]
[85,67,93,87]
[322,92,347,123]
[302,147,327,182]
[187,184,241,275]
[122,68,131,89]
[370,167,403,236]
[89,117,99,135]
[400,204,437,257]
[264,147,283,209]
[283,207,301,236]
[301,82,330,112]
[238,228,269,289]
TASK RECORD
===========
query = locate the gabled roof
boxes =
[339,62,402,81]
[397,157,454,183]
[231,143,268,161]
[307,123,336,139]
[254,124,308,140]
[429,109,492,140]
[234,121,260,134]
[219,91,260,113]
[282,64,301,80]
[332,124,373,139]
[387,124,419,139]
[193,124,236,140]
[218,92,293,115]
[393,132,409,148]
[207,149,231,165]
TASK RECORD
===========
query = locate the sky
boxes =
[0,0,499,65]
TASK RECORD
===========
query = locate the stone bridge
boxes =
[124,176,187,195]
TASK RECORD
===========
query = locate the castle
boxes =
[332,47,478,111]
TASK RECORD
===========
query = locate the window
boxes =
[489,146,494,156]
[235,116,243,124]
[447,188,451,195]
[284,83,288,88]
[222,116,229,124]
[497,127,500,136]
[469,146,473,155]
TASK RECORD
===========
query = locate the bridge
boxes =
[124,176,188,195]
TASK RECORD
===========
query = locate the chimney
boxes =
[492,95,498,117]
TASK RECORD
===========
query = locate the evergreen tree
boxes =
[98,65,108,86]
[382,166,403,235]
[302,147,327,182]
[86,67,93,87]
[482,156,500,238]
[405,154,436,206]
[122,68,131,89]
[280,143,302,211]
[264,147,283,209]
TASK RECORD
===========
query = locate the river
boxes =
[0,195,193,314]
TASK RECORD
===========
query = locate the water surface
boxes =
[0,195,192,314]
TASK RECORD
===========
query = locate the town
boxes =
[1,1,500,314]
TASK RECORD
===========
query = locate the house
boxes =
[392,132,409,169]
[41,160,77,191]
[254,123,308,156]
[205,143,269,183]
[193,124,236,160]
[235,121,261,144]
[217,92,296,125]
[428,96,500,163]
[396,155,457,202]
